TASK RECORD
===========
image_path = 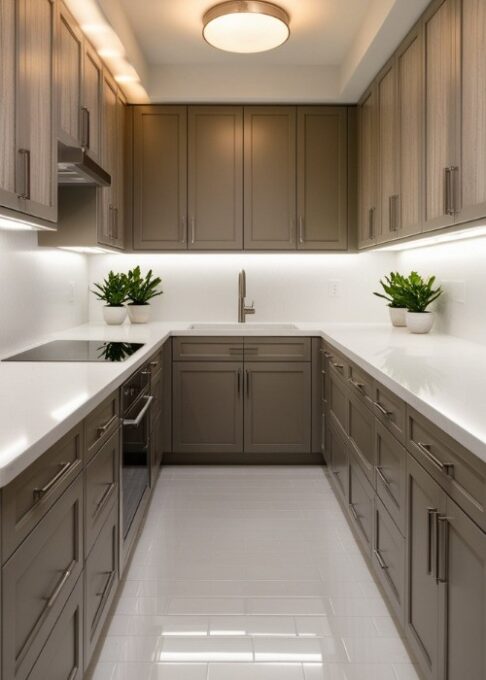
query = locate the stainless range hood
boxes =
[58,144,111,186]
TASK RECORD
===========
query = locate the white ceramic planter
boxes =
[406,311,434,334]
[128,304,151,324]
[102,306,127,325]
[388,307,407,327]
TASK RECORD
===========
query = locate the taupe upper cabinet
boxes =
[0,0,18,212]
[244,106,297,250]
[297,107,348,250]
[133,106,188,250]
[358,86,378,247]
[57,3,83,149]
[82,43,103,165]
[99,71,120,248]
[188,106,243,250]
[377,61,399,242]
[423,0,458,232]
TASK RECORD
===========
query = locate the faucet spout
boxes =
[238,270,255,323]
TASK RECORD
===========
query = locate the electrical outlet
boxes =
[328,280,342,298]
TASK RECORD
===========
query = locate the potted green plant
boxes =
[373,272,409,327]
[92,271,129,325]
[402,271,443,334]
[126,266,163,324]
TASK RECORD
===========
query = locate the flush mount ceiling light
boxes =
[203,1,290,54]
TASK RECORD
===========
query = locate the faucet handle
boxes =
[245,301,255,314]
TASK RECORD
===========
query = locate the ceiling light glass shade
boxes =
[203,1,290,53]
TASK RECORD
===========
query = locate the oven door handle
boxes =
[123,395,154,427]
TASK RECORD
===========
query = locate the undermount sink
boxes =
[189,323,298,332]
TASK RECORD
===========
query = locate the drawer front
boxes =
[348,392,375,485]
[328,370,348,435]
[26,577,83,680]
[243,337,311,362]
[84,501,119,667]
[347,361,374,409]
[407,407,486,531]
[85,391,120,463]
[85,429,119,557]
[328,419,348,504]
[173,337,243,361]
[373,382,406,445]
[372,497,406,625]
[2,424,83,561]
[2,476,83,680]
[348,450,374,555]
[375,421,407,536]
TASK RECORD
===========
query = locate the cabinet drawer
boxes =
[244,337,311,362]
[173,337,243,361]
[407,407,486,531]
[348,449,374,555]
[2,476,83,680]
[85,429,119,557]
[347,361,374,409]
[2,424,83,561]
[328,370,348,435]
[84,501,119,668]
[348,391,375,485]
[26,577,83,680]
[372,496,405,625]
[85,391,119,463]
[375,421,407,536]
[373,382,406,445]
[328,418,348,504]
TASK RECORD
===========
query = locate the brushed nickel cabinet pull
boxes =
[374,401,392,418]
[123,395,154,427]
[426,507,437,575]
[376,465,392,491]
[47,559,76,609]
[180,216,186,244]
[299,216,305,244]
[93,569,117,630]
[18,148,31,199]
[33,461,72,502]
[190,217,196,244]
[368,206,375,239]
[445,167,457,216]
[437,516,450,583]
[331,361,344,373]
[374,548,388,570]
[416,442,454,476]
[349,378,365,392]
[349,503,359,522]
[97,414,119,439]
[81,106,90,149]
[94,482,116,517]
[67,667,79,680]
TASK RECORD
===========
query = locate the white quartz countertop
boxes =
[0,320,486,487]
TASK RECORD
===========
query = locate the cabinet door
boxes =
[244,362,311,455]
[82,43,103,165]
[328,418,349,503]
[0,0,20,211]
[440,495,486,680]
[406,454,445,680]
[57,3,82,148]
[172,362,243,454]
[377,61,400,242]
[17,0,57,222]
[457,0,486,224]
[99,71,118,247]
[348,450,374,555]
[423,0,458,232]
[373,496,406,624]
[133,106,188,250]
[188,106,243,250]
[296,107,348,250]
[397,25,424,238]
[358,86,378,247]
[113,90,125,249]
[244,106,297,250]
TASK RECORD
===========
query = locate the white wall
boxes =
[88,251,395,324]
[0,231,89,357]
[397,236,486,345]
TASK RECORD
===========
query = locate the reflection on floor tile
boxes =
[89,466,419,680]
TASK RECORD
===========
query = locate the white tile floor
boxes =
[90,466,420,680]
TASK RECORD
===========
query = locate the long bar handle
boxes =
[426,507,438,575]
[81,106,90,149]
[18,148,31,200]
[94,481,116,518]
[437,516,450,583]
[374,401,392,418]
[374,549,388,570]
[123,395,154,427]
[417,442,454,476]
[368,207,375,239]
[47,559,77,609]
[298,216,305,244]
[33,461,73,502]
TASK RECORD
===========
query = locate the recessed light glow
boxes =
[97,47,123,59]
[114,73,140,84]
[81,22,108,35]
[59,246,116,254]
[0,215,51,231]
[203,1,290,54]
[376,225,486,251]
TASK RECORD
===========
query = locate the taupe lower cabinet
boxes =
[172,337,313,458]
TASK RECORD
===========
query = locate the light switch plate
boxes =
[328,280,342,298]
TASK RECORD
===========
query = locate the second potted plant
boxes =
[92,271,129,325]
[126,266,163,324]
[402,271,443,334]
[373,272,409,327]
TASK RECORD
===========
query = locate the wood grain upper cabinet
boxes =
[358,86,378,248]
[113,90,126,249]
[82,43,103,165]
[423,0,459,232]
[57,3,83,148]
[244,106,297,250]
[16,0,57,222]
[377,61,400,243]
[296,107,348,250]
[0,0,19,212]
[188,106,243,250]
[133,106,188,250]
[396,25,424,238]
[457,0,486,224]
[99,71,118,247]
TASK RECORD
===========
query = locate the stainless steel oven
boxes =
[121,366,153,560]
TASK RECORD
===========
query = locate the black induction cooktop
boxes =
[3,340,145,363]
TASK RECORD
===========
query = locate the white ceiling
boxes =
[98,0,431,103]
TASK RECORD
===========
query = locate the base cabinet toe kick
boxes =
[320,338,486,680]
[0,343,168,680]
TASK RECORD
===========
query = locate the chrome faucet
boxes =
[238,269,255,323]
